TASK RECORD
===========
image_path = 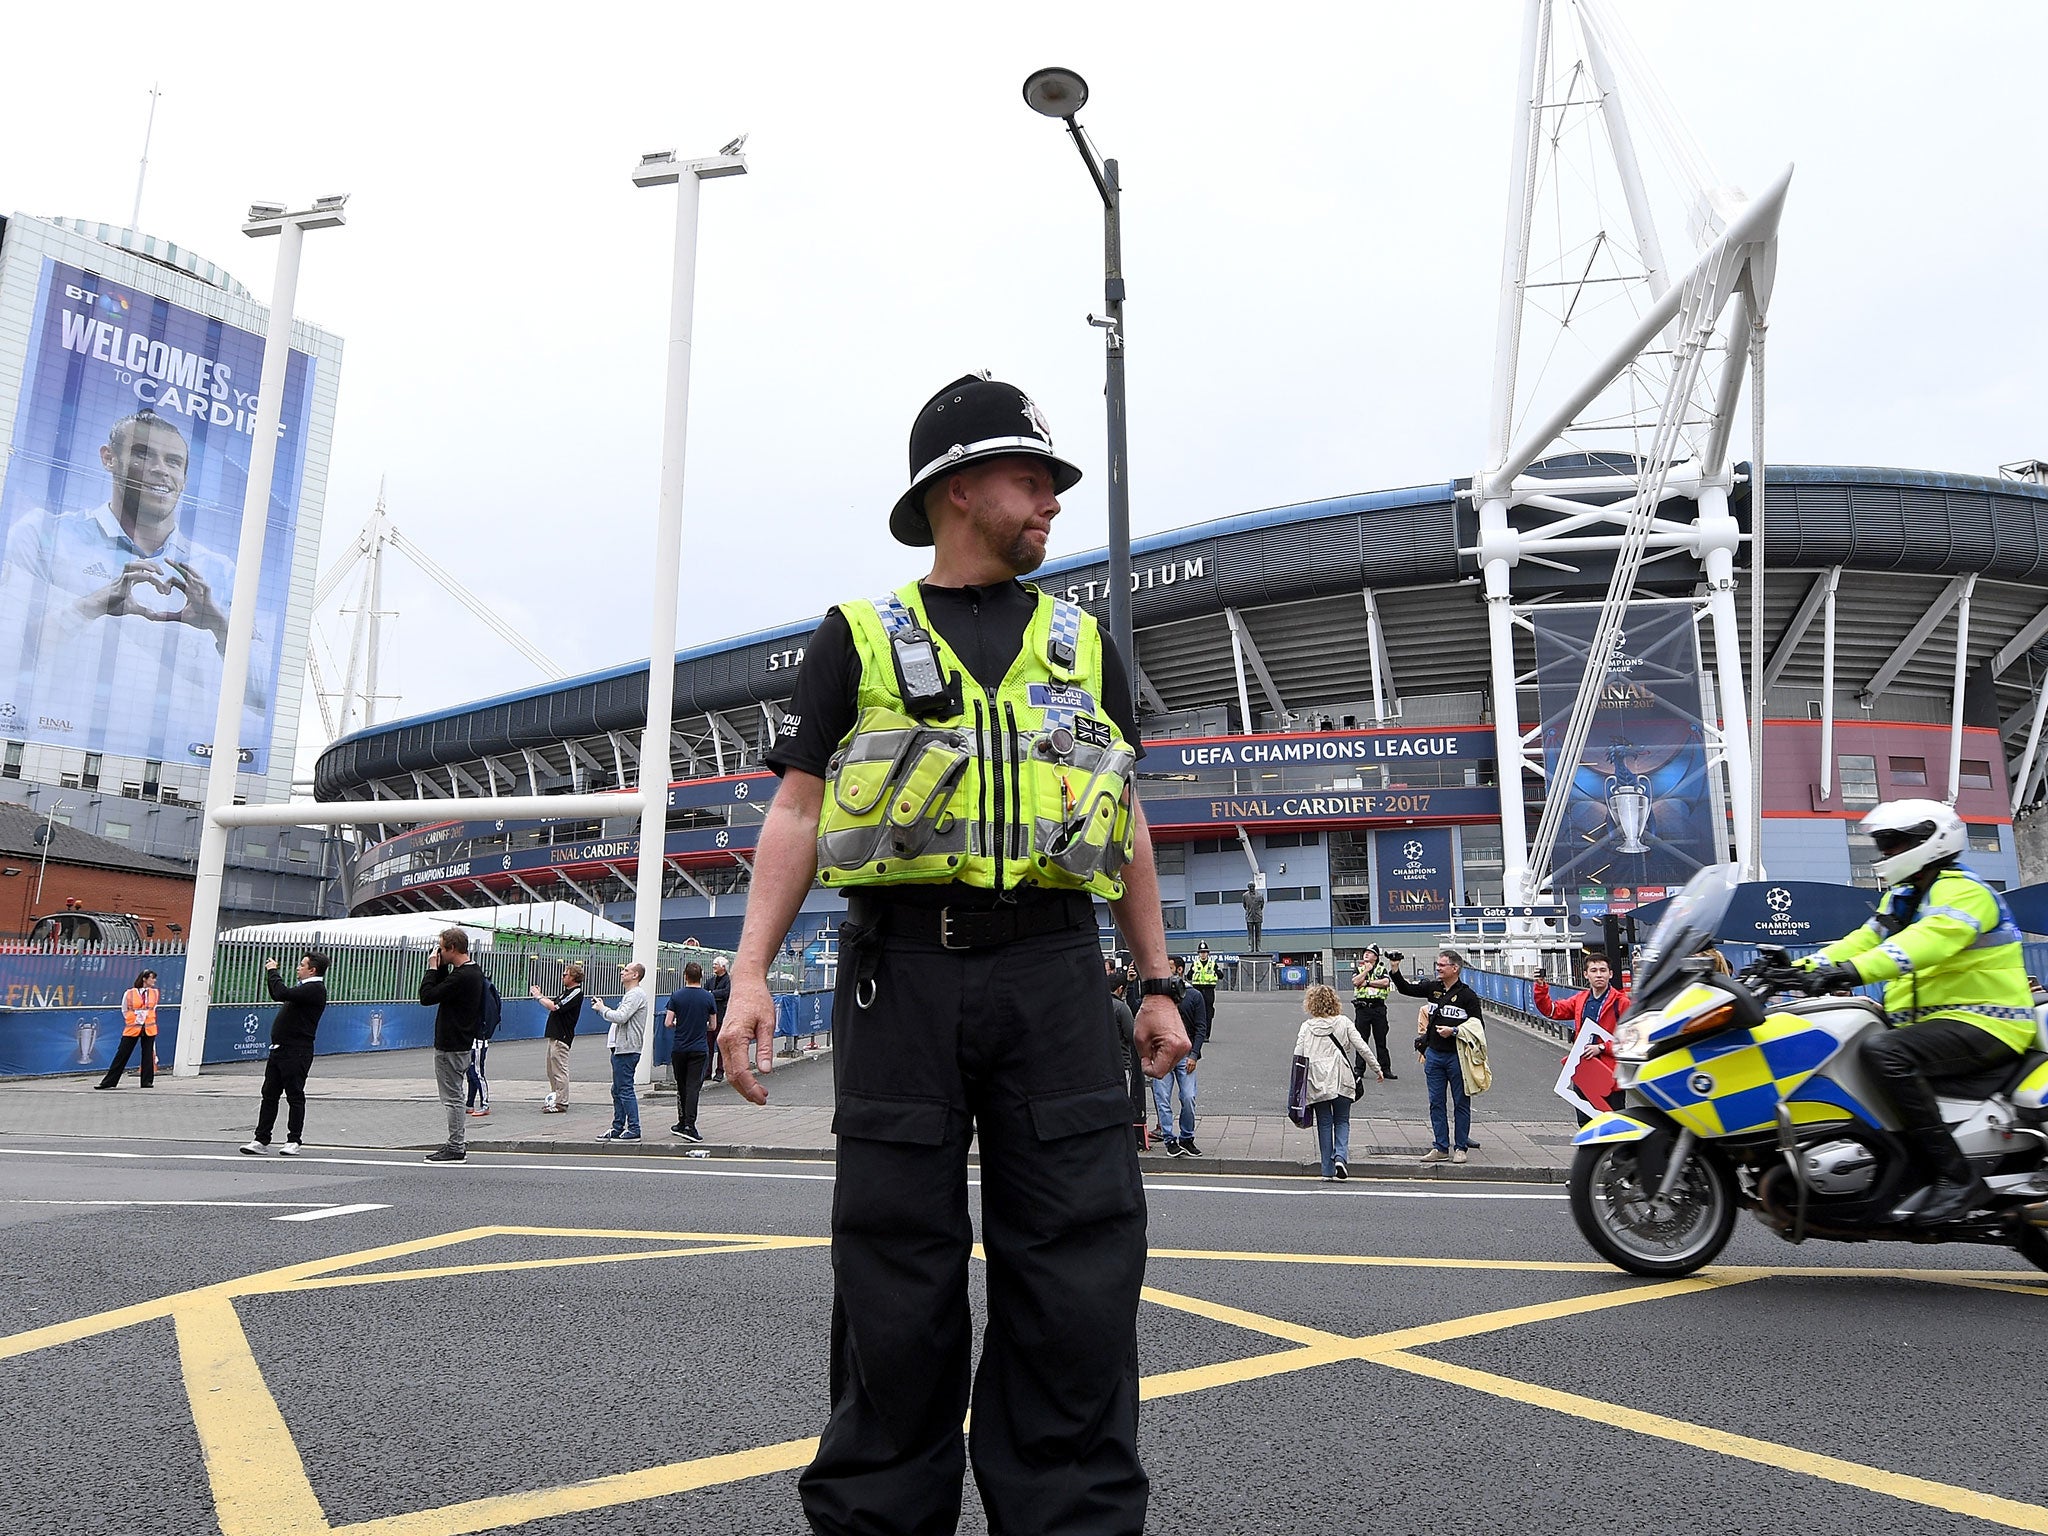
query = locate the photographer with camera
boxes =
[418,928,486,1164]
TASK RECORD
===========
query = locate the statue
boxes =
[1240,880,1266,953]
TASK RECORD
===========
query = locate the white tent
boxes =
[224,900,633,948]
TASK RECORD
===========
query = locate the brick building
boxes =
[0,803,194,941]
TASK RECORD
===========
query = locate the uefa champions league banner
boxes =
[1530,604,1716,899]
[0,259,316,773]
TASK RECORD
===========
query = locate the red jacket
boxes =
[1533,980,1630,1108]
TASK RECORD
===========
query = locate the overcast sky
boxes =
[3,1,2043,780]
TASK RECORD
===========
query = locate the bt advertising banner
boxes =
[1374,827,1455,926]
[1531,605,1716,902]
[0,259,316,773]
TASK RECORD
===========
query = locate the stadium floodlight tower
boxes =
[173,195,349,1076]
[1469,0,1790,960]
[623,140,748,1080]
[182,150,748,1079]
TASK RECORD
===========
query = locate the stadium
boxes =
[313,458,2048,970]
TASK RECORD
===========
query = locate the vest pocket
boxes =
[828,709,922,817]
[1032,745,1136,883]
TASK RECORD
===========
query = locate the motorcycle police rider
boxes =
[1793,799,2035,1225]
[720,373,1191,1535]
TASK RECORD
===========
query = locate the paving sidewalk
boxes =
[0,1000,1581,1182]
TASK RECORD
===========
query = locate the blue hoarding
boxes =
[1373,827,1455,925]
[0,259,316,773]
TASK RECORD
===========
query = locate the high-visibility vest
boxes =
[1190,954,1218,985]
[122,987,159,1037]
[1354,964,1391,1003]
[816,582,1136,901]
[1814,865,2036,1053]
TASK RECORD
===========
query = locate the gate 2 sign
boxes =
[1374,828,1455,926]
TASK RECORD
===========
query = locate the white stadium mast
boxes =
[1471,0,1790,915]
[307,483,567,743]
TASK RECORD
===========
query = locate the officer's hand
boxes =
[720,977,776,1104]
[1134,995,1190,1079]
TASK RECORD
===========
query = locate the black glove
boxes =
[1801,962,1861,996]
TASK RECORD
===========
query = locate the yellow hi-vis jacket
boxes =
[1354,963,1391,1003]
[1190,954,1218,985]
[1811,864,2037,1053]
[814,582,1137,900]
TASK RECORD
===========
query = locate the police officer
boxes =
[721,373,1192,1536]
[1351,943,1396,1080]
[1189,940,1219,1035]
[1795,799,2035,1225]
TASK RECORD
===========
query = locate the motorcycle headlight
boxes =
[1613,1016,1652,1061]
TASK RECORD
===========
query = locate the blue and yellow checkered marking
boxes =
[2016,1059,2048,1112]
[1047,598,1082,671]
[1572,1112,1656,1146]
[1785,1073,1876,1125]
[1634,1016,1846,1136]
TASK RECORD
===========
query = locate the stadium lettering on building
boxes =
[1055,556,1208,605]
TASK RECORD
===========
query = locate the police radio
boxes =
[890,624,955,716]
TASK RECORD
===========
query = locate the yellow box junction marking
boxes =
[4,1226,2047,1535]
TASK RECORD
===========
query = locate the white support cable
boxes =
[1746,310,1767,879]
[2011,672,2048,817]
[304,645,339,738]
[385,527,566,679]
[1819,567,1841,802]
[1945,573,1977,805]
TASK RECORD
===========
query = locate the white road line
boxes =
[1147,1183,1566,1200]
[0,1198,322,1209]
[271,1202,391,1222]
[0,1145,1561,1198]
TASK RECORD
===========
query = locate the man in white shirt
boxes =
[0,409,270,759]
[591,962,650,1142]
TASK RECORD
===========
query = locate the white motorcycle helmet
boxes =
[1860,798,1968,885]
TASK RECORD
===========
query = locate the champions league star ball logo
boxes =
[1403,840,1424,863]
[1767,887,1794,914]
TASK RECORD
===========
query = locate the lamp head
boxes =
[1022,66,1088,120]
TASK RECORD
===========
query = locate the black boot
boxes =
[1903,1127,1992,1227]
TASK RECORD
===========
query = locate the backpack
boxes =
[477,976,504,1040]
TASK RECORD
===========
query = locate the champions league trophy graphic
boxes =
[368,1010,386,1048]
[1604,744,1653,855]
[76,1014,100,1065]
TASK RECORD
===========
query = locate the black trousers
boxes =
[799,918,1148,1536]
[1861,1016,2020,1137]
[1352,1000,1391,1075]
[255,1041,315,1144]
[1193,983,1216,1034]
[98,1031,156,1087]
[671,1050,706,1132]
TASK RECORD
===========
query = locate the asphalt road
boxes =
[4,1135,2044,1536]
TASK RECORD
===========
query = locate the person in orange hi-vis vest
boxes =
[95,969,161,1088]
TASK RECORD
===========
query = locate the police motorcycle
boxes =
[1567,864,2048,1277]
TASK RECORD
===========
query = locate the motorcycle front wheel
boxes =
[1570,1140,1736,1277]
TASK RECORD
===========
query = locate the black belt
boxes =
[849,891,1096,951]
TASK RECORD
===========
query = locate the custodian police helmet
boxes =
[889,373,1084,547]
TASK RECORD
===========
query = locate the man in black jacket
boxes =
[1392,949,1486,1164]
[240,951,330,1157]
[706,955,732,1084]
[419,928,485,1163]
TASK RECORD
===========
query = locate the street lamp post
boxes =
[172,195,347,1078]
[1024,67,1136,716]
[627,143,747,1083]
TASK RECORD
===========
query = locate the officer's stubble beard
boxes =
[965,487,1048,578]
